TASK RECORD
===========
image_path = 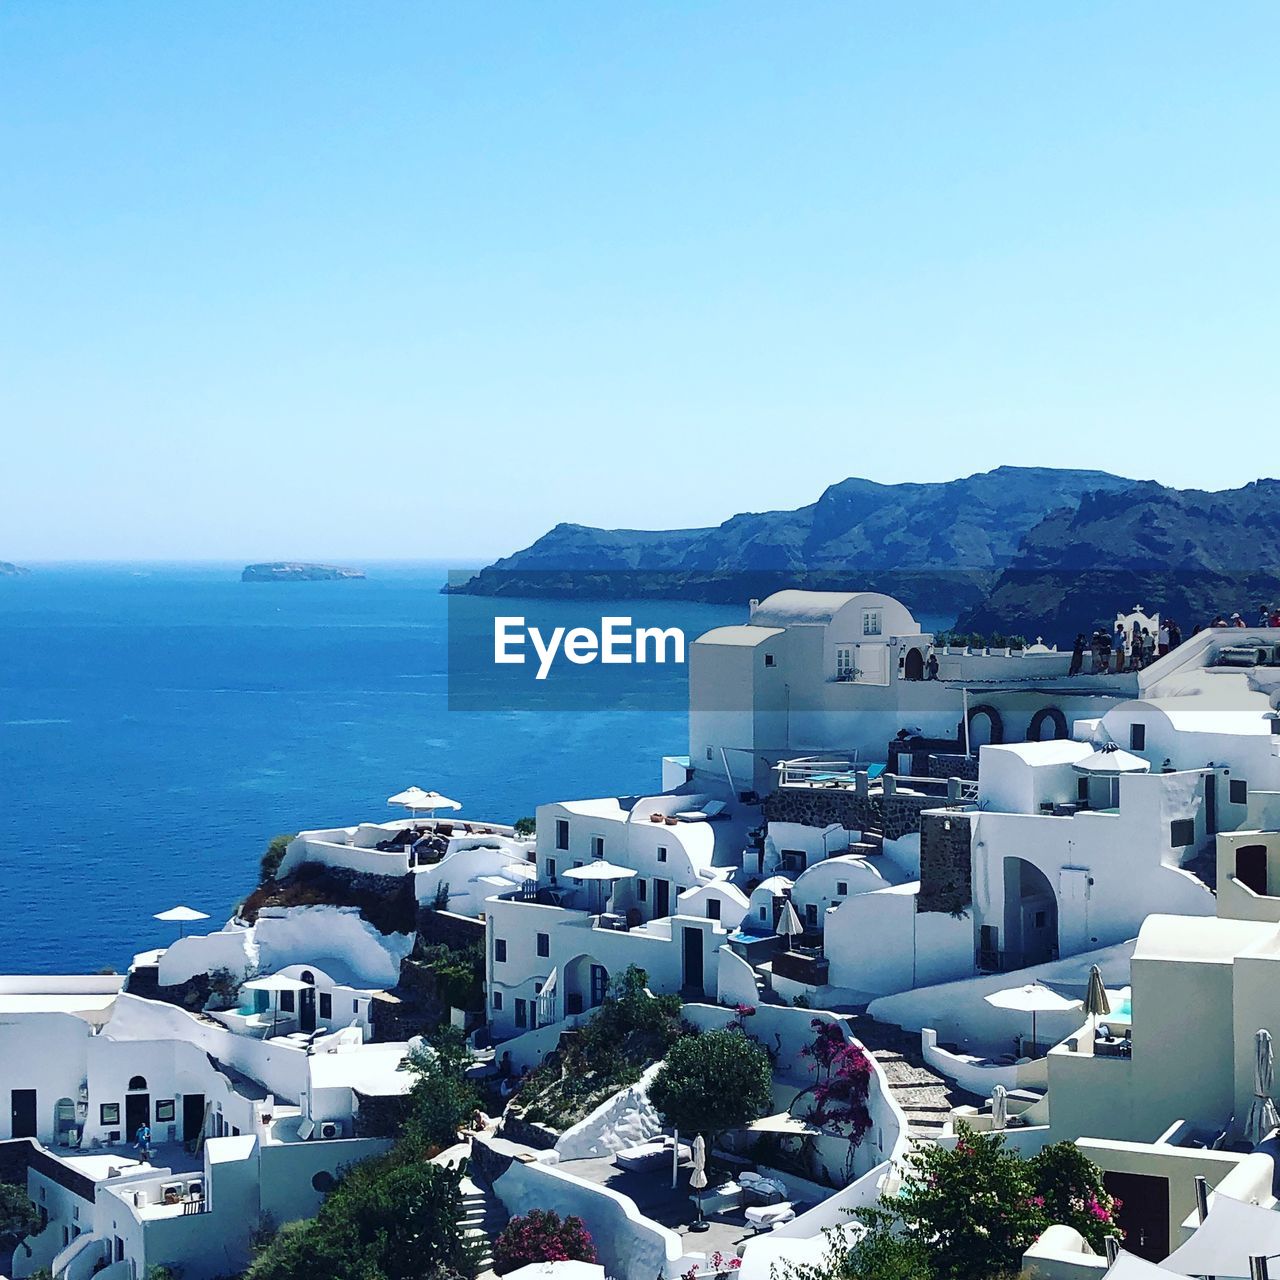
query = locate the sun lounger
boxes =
[745,1202,796,1232]
[613,1138,691,1172]
[674,800,729,822]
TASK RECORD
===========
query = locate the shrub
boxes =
[259,833,296,883]
[799,1019,872,1145]
[513,816,536,836]
[493,1209,596,1275]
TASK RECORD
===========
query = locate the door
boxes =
[11,1089,37,1139]
[1205,774,1217,835]
[682,927,704,997]
[1237,844,1269,896]
[183,1093,205,1143]
[299,987,317,1033]
[590,965,608,1007]
[855,643,888,685]
[653,879,670,917]
[1106,1171,1169,1260]
[125,1092,150,1140]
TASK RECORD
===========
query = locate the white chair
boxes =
[745,1202,796,1232]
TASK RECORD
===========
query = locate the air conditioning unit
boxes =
[319,1121,341,1140]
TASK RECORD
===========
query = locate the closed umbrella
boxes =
[991,1084,1008,1132]
[1246,1029,1280,1145]
[1084,965,1111,1029]
[154,905,210,939]
[689,1134,709,1231]
[776,900,803,946]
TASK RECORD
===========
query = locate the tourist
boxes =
[1212,615,1228,628]
[926,651,939,680]
[1113,624,1127,672]
[1168,619,1182,649]
[1231,612,1247,628]
[1069,633,1085,677]
[1260,604,1272,628]
[135,1121,152,1159]
[1158,620,1170,656]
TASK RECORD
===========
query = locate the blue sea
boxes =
[0,563,741,974]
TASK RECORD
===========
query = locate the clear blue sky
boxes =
[2,3,1277,561]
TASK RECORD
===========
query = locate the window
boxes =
[492,991,503,1011]
[836,881,848,896]
[128,1076,147,1091]
[555,819,569,851]
[1130,724,1146,751]
[781,849,805,874]
[707,898,721,921]
[862,610,882,636]
[515,998,527,1028]
[706,747,714,760]
[100,1103,120,1126]
[759,906,767,921]
[805,903,818,927]
[764,653,776,667]
[495,939,507,962]
[353,999,360,1014]
[546,858,557,882]
[590,835,605,859]
[280,990,295,1013]
[1170,818,1195,847]
[1033,910,1047,929]
[536,933,549,958]
[155,1100,175,1123]
[1231,778,1249,806]
[319,992,332,1019]
[657,846,668,862]
[836,646,855,680]
[1077,776,1089,802]
[637,878,647,902]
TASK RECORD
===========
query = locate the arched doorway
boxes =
[54,1097,77,1147]
[125,1076,150,1140]
[1029,707,1068,741]
[967,704,1005,749]
[904,648,925,681]
[1003,858,1058,969]
[563,955,609,1017]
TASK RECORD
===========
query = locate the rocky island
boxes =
[241,562,366,582]
[0,560,29,576]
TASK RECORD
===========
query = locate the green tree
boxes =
[0,1180,40,1255]
[784,1205,931,1280]
[260,833,296,883]
[513,817,536,836]
[648,1026,772,1145]
[402,1028,481,1154]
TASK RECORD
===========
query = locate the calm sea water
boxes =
[0,563,741,974]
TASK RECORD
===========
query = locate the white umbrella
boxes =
[776,899,803,944]
[153,905,210,939]
[1246,1029,1280,1145]
[387,787,461,817]
[243,974,311,1037]
[560,862,638,882]
[991,1084,1008,1132]
[1072,743,1150,774]
[504,1266,605,1280]
[985,983,1082,1055]
[689,1134,709,1231]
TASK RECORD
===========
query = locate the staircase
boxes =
[459,1174,507,1278]
[842,1013,982,1143]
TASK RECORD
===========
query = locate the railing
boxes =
[976,945,1060,974]
[777,757,862,788]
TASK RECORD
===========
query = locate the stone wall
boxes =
[928,753,979,781]
[917,810,975,915]
[417,906,486,950]
[764,787,881,832]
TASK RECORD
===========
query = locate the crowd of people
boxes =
[1067,605,1280,676]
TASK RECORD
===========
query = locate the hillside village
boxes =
[9,586,1280,1279]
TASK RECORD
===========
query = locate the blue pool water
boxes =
[0,563,740,974]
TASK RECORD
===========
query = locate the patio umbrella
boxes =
[984,983,1082,1055]
[991,1084,1008,1132]
[1246,1029,1280,1145]
[504,1265,605,1280]
[153,905,210,939]
[242,974,311,1036]
[689,1134,709,1232]
[387,787,461,818]
[562,861,637,912]
[1072,743,1151,774]
[776,899,803,945]
[1084,965,1111,1028]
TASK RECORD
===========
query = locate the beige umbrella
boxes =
[387,787,461,818]
[154,905,210,939]
[1084,964,1111,1029]
[689,1134,709,1231]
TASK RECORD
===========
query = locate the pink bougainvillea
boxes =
[493,1208,598,1275]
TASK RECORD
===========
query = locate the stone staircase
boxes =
[459,1173,507,1277]
[842,1013,982,1143]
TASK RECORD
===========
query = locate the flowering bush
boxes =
[682,1252,743,1280]
[800,1019,873,1144]
[493,1209,597,1275]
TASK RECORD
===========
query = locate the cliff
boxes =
[242,562,366,582]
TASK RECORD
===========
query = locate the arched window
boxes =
[300,970,315,985]
[128,1076,148,1091]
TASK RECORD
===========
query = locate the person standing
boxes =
[1168,619,1182,649]
[1158,620,1170,656]
[1069,633,1085,677]
[1113,623,1128,673]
